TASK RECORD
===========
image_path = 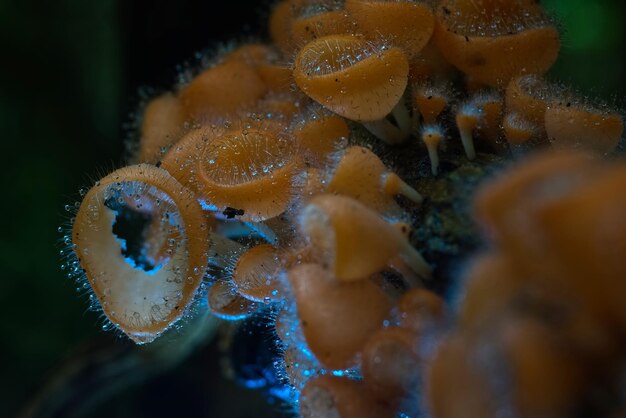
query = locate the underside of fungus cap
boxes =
[434,0,560,87]
[293,34,409,122]
[72,164,210,343]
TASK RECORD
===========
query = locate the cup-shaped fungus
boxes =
[160,126,223,193]
[229,43,295,94]
[293,34,411,144]
[361,327,421,402]
[294,112,349,167]
[300,375,394,418]
[474,151,595,256]
[269,0,298,55]
[434,0,560,87]
[426,335,498,418]
[408,39,455,83]
[291,5,354,47]
[505,75,554,128]
[545,102,624,155]
[207,279,258,320]
[345,0,435,59]
[196,124,302,221]
[326,146,423,216]
[503,112,537,146]
[398,287,446,332]
[495,319,585,417]
[287,263,392,369]
[457,254,525,330]
[138,93,185,163]
[300,194,431,282]
[179,50,267,123]
[232,244,283,302]
[534,163,626,326]
[413,81,450,125]
[72,164,210,343]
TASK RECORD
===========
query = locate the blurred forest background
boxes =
[0,0,624,417]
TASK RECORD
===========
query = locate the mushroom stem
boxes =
[399,240,432,281]
[363,119,408,145]
[391,100,413,137]
[426,142,440,176]
[363,101,413,145]
[382,172,423,204]
[421,125,444,176]
[456,106,480,160]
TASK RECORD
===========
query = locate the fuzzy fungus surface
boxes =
[63,0,626,417]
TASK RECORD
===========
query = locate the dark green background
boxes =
[0,1,624,417]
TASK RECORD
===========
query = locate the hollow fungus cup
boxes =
[293,34,411,144]
[434,0,560,87]
[71,164,210,343]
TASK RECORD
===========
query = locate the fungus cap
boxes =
[197,125,302,221]
[207,279,258,320]
[505,75,554,127]
[503,112,536,145]
[139,93,185,163]
[294,113,349,167]
[414,84,448,125]
[299,194,431,281]
[72,164,210,343]
[300,375,394,418]
[160,126,223,192]
[179,53,267,122]
[293,34,409,122]
[326,146,422,216]
[398,287,446,332]
[232,244,283,302]
[287,263,392,370]
[346,0,435,59]
[545,104,624,155]
[434,0,560,87]
[291,9,354,47]
[361,327,420,401]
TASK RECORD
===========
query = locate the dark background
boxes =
[0,0,624,417]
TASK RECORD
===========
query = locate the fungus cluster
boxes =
[63,0,626,417]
